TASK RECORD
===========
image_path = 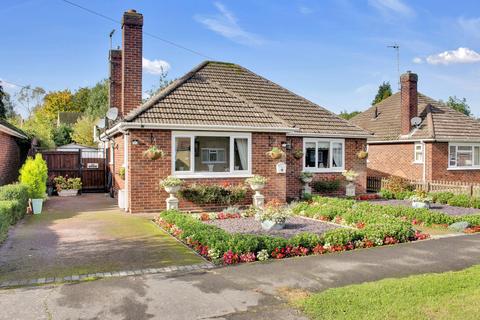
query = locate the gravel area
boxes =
[368,199,480,216]
[203,216,340,238]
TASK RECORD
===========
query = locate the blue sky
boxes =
[1,0,479,118]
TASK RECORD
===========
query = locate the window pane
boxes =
[332,142,343,167]
[475,147,480,166]
[305,142,316,168]
[317,142,330,168]
[449,146,456,167]
[234,138,248,171]
[195,136,229,172]
[457,151,473,167]
[175,137,191,171]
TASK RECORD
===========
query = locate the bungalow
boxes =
[351,71,480,183]
[0,119,30,186]
[102,10,370,213]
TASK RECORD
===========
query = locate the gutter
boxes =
[101,122,299,139]
[0,124,28,140]
[287,132,372,139]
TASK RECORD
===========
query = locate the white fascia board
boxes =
[103,122,298,137]
[367,139,436,144]
[288,132,371,139]
[0,124,28,139]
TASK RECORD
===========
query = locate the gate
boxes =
[39,148,106,192]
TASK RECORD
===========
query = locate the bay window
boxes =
[449,143,480,169]
[303,138,344,172]
[172,131,251,177]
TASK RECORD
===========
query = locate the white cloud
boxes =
[299,6,313,15]
[368,0,414,17]
[354,83,377,95]
[142,57,170,75]
[458,17,480,38]
[195,2,264,46]
[0,79,19,90]
[426,47,480,65]
[413,57,423,64]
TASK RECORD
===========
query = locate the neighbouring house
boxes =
[351,71,480,184]
[0,119,30,186]
[57,112,82,127]
[101,10,370,213]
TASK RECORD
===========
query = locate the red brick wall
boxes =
[367,142,423,180]
[108,134,125,193]
[286,137,367,200]
[428,142,480,183]
[0,132,24,185]
[126,130,288,213]
[109,49,122,112]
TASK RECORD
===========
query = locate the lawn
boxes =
[0,195,203,283]
[297,264,480,320]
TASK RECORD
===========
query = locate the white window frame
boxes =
[109,141,114,165]
[201,148,226,164]
[171,131,252,178]
[302,138,345,173]
[413,142,423,164]
[448,143,480,170]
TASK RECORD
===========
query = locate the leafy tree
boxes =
[144,69,174,102]
[20,107,55,148]
[53,124,73,146]
[43,90,78,122]
[71,87,90,112]
[71,116,97,146]
[372,81,392,105]
[16,85,46,116]
[445,96,471,116]
[84,80,108,118]
[339,110,361,120]
[0,85,5,119]
[0,85,17,119]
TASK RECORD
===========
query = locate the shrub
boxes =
[54,176,82,191]
[312,179,341,193]
[322,228,362,246]
[0,184,29,222]
[255,200,291,224]
[447,194,471,207]
[159,176,183,188]
[179,183,247,205]
[470,197,480,209]
[395,190,416,200]
[382,176,413,193]
[430,192,455,204]
[0,200,19,242]
[380,189,395,199]
[19,154,48,199]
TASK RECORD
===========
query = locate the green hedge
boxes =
[0,183,30,242]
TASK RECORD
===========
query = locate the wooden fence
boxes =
[378,178,480,197]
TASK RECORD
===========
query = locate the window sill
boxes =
[173,172,253,179]
[303,168,345,173]
[412,161,424,165]
[447,167,480,171]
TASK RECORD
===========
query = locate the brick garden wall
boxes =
[366,143,423,180]
[286,137,367,200]
[0,132,27,186]
[126,130,288,213]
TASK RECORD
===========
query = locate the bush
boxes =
[394,190,416,200]
[430,192,455,204]
[312,179,341,193]
[19,154,48,199]
[0,200,19,242]
[322,228,362,246]
[179,183,247,205]
[54,176,82,191]
[382,176,413,193]
[447,194,471,207]
[380,189,395,199]
[0,184,29,222]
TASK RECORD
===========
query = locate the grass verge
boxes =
[296,264,480,320]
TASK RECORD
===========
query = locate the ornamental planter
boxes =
[357,151,368,159]
[31,198,43,214]
[164,185,181,195]
[144,149,164,160]
[58,189,79,197]
[164,185,181,210]
[249,183,265,209]
[261,220,286,231]
[412,200,430,209]
[293,150,304,159]
[301,176,313,184]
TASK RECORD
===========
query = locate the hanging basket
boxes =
[266,147,284,159]
[357,151,368,159]
[143,146,165,160]
[293,149,304,159]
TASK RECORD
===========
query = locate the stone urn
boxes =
[249,183,265,209]
[164,185,181,195]
[261,220,285,231]
[164,185,181,210]
[412,200,430,209]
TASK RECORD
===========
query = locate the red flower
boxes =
[223,250,239,264]
[200,213,210,221]
[356,222,366,229]
[239,252,256,263]
[312,244,326,254]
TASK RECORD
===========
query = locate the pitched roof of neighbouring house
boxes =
[0,118,28,139]
[57,112,82,126]
[351,92,480,142]
[125,61,370,137]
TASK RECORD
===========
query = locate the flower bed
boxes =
[293,196,480,234]
[155,207,429,266]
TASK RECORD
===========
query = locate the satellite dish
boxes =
[411,116,422,127]
[97,118,106,129]
[106,107,119,121]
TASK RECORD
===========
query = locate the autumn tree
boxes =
[372,81,392,105]
[43,90,78,122]
[71,116,97,146]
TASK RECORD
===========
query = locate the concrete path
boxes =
[1,233,480,320]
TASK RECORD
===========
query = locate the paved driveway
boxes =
[0,194,203,283]
[1,233,480,319]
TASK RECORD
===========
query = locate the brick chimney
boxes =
[109,49,122,112]
[400,71,418,135]
[121,9,143,117]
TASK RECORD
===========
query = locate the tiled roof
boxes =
[0,118,28,139]
[125,61,370,137]
[351,92,480,142]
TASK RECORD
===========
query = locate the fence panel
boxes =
[376,177,480,197]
